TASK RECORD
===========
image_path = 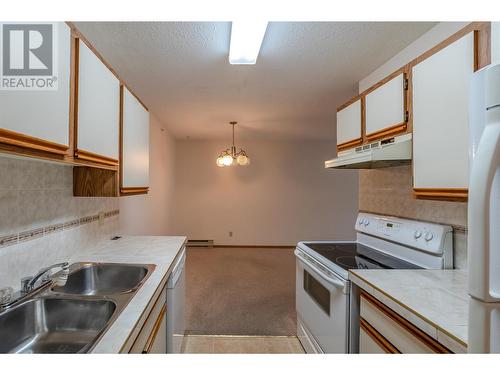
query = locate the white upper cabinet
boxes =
[412,32,474,193]
[337,99,362,148]
[76,40,120,161]
[492,22,500,64]
[365,73,406,139]
[0,22,71,153]
[121,87,149,190]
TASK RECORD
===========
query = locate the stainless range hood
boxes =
[325,133,412,169]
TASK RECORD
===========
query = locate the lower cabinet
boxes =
[129,285,167,354]
[359,291,451,354]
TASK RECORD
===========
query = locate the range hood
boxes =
[325,133,412,169]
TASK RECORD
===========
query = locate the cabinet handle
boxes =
[142,303,167,354]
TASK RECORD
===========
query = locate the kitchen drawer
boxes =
[129,286,167,353]
[360,318,399,353]
[360,292,450,353]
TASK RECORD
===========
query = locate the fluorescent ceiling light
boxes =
[229,21,268,65]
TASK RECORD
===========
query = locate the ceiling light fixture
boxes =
[229,21,268,65]
[216,122,250,167]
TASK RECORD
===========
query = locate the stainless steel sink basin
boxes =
[0,262,156,353]
[52,263,152,295]
[0,297,116,353]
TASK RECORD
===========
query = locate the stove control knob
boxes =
[414,231,422,239]
[424,232,434,241]
[364,220,370,226]
[359,218,364,225]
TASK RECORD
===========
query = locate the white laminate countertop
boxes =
[349,269,469,353]
[68,235,187,353]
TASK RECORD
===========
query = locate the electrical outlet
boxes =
[229,231,233,237]
[98,211,105,226]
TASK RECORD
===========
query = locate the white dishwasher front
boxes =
[166,247,186,353]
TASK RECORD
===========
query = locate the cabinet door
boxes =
[365,72,406,141]
[145,305,167,354]
[121,86,149,194]
[336,99,362,151]
[129,287,166,353]
[0,22,71,155]
[412,33,474,200]
[76,39,120,165]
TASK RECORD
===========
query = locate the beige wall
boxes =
[358,22,475,269]
[119,114,176,235]
[173,140,358,246]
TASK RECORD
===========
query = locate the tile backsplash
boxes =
[0,155,119,288]
[359,165,468,269]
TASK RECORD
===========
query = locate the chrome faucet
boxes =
[0,262,70,311]
[22,262,70,294]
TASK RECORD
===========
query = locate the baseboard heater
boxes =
[187,239,214,247]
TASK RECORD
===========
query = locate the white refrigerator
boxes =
[468,62,500,353]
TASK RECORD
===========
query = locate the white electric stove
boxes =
[295,212,453,353]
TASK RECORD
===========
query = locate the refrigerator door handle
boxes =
[468,120,500,301]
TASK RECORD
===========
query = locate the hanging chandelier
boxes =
[216,121,250,167]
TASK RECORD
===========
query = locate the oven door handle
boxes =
[294,249,346,290]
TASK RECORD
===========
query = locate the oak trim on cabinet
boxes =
[363,69,409,142]
[75,149,119,166]
[410,22,490,72]
[337,94,363,112]
[474,23,491,71]
[365,122,407,142]
[360,67,407,97]
[0,128,69,155]
[66,22,149,112]
[413,188,468,202]
[360,318,400,354]
[360,291,452,353]
[120,187,149,196]
[337,138,363,152]
[142,303,167,354]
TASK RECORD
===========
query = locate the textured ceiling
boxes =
[74,22,436,141]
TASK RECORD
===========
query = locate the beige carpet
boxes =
[181,335,304,354]
[185,246,297,336]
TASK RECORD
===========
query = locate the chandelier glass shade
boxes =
[216,122,250,167]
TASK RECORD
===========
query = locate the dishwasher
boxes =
[166,246,186,353]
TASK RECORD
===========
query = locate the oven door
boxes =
[295,248,349,353]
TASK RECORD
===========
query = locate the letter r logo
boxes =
[2,24,53,76]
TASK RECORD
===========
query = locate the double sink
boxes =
[0,262,155,354]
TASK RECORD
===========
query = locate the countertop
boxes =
[69,235,187,353]
[349,269,469,353]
